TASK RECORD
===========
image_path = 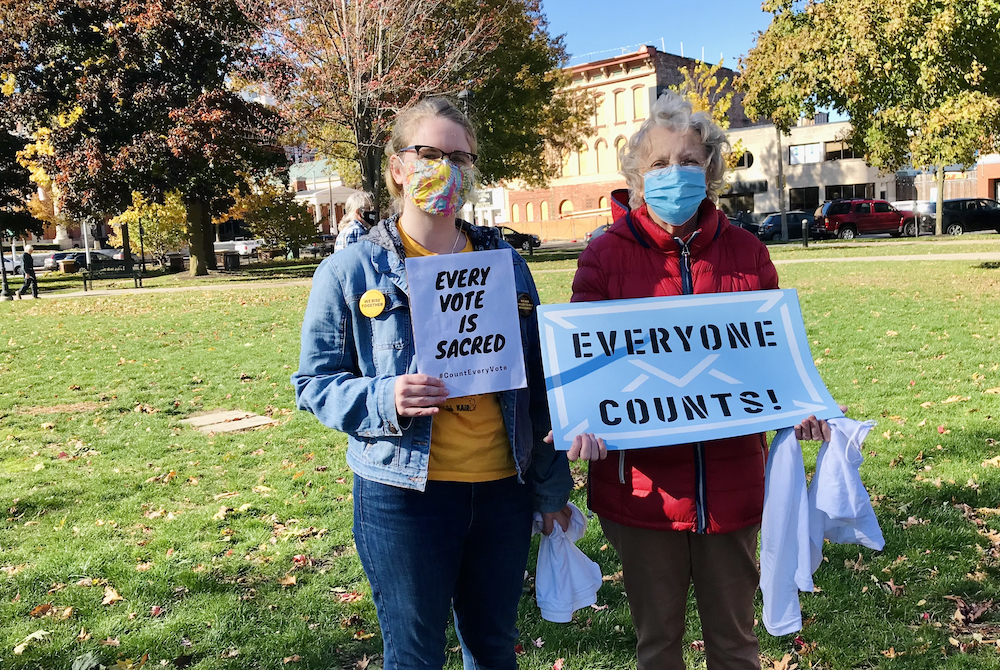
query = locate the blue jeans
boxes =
[353,475,533,670]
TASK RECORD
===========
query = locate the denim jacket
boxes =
[292,216,572,513]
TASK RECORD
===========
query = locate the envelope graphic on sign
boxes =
[537,290,842,451]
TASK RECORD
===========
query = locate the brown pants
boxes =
[601,518,761,670]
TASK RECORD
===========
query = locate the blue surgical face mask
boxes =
[643,165,707,225]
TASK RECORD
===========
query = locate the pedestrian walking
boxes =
[17,245,38,299]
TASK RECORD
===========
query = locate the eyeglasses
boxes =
[398,145,478,168]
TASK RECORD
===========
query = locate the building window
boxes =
[788,143,823,165]
[824,140,860,161]
[594,94,606,127]
[615,136,627,171]
[512,204,520,223]
[595,139,609,174]
[559,200,574,216]
[614,90,625,124]
[599,196,609,210]
[734,151,754,169]
[789,186,820,212]
[632,86,645,119]
[564,149,578,177]
[541,201,549,220]
[580,144,590,174]
[825,183,874,201]
[526,202,535,221]
[718,194,755,215]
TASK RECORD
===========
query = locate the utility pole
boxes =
[935,165,944,236]
[776,126,788,242]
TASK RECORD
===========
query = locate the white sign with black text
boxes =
[406,249,527,397]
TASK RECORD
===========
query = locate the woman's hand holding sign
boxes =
[545,430,608,461]
[394,374,449,416]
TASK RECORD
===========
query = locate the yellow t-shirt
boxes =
[399,225,516,482]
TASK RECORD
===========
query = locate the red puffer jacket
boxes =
[572,192,779,534]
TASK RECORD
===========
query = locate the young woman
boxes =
[293,97,572,670]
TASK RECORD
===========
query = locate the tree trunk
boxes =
[203,215,217,271]
[935,166,944,236]
[119,223,133,275]
[187,199,209,276]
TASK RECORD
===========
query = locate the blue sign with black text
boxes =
[538,290,842,451]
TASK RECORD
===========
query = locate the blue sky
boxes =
[541,0,775,68]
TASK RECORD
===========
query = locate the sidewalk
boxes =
[9,251,1000,299]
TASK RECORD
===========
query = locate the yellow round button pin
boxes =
[359,289,387,317]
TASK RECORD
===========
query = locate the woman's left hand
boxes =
[541,505,573,536]
[794,404,850,442]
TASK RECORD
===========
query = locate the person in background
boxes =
[569,91,832,670]
[17,245,38,299]
[293,97,572,670]
[334,191,376,252]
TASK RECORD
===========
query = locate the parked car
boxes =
[498,226,539,251]
[812,199,912,239]
[756,211,815,241]
[305,234,337,256]
[43,249,118,270]
[2,257,22,275]
[234,239,265,256]
[585,223,610,244]
[906,198,1000,236]
[729,211,765,236]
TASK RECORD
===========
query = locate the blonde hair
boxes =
[620,91,729,208]
[338,191,375,232]
[383,98,478,202]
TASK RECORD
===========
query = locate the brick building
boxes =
[504,45,759,239]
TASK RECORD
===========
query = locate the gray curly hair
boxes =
[619,90,729,209]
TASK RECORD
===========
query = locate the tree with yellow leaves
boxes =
[669,59,745,169]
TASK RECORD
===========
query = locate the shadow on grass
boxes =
[524,250,583,264]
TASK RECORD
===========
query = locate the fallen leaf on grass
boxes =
[602,571,623,583]
[590,603,608,611]
[770,654,797,670]
[283,655,301,664]
[514,645,525,655]
[690,640,705,651]
[102,586,123,605]
[941,395,969,404]
[136,562,153,572]
[30,603,53,617]
[77,627,91,641]
[150,605,163,617]
[881,647,903,658]
[99,637,120,646]
[982,456,1000,468]
[278,574,297,587]
[938,425,950,434]
[356,655,371,669]
[13,630,50,655]
[115,652,149,669]
[985,388,1000,395]
[221,648,240,658]
[213,506,229,521]
[337,591,364,603]
[353,630,375,640]
[552,659,564,670]
[920,402,935,408]
[532,637,544,648]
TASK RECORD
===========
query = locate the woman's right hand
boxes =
[394,374,449,417]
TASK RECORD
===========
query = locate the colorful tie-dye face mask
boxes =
[402,157,474,216]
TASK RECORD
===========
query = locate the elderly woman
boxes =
[570,91,830,670]
[334,190,376,252]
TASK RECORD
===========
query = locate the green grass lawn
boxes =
[2,251,1000,669]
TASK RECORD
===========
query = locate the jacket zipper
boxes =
[675,233,707,533]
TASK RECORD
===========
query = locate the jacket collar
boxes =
[610,197,727,256]
[365,214,503,293]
